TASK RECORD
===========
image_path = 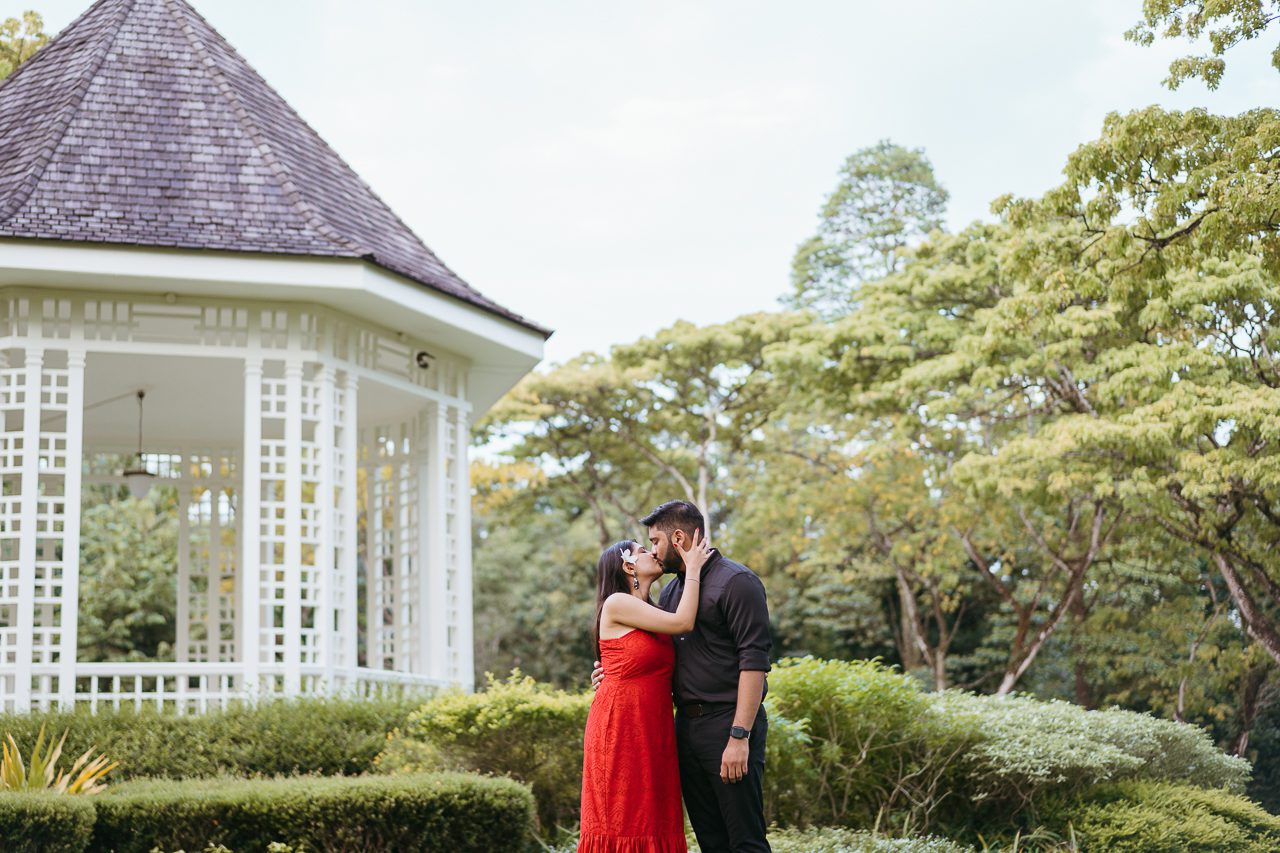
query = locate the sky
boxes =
[6,0,1278,366]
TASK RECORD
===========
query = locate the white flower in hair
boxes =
[619,547,637,565]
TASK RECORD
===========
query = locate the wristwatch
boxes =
[729,725,750,740]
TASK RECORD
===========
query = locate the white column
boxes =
[394,422,412,674]
[454,407,474,691]
[423,402,450,681]
[13,349,42,712]
[341,374,359,681]
[207,484,223,660]
[176,491,191,662]
[364,429,380,670]
[316,365,336,693]
[282,358,304,696]
[240,357,263,695]
[57,349,86,709]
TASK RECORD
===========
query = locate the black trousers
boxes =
[675,705,771,853]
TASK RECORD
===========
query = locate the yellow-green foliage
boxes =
[1,725,117,795]
[1045,781,1280,852]
[764,657,978,833]
[379,672,591,833]
[0,11,46,80]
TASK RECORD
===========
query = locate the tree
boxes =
[482,312,809,537]
[785,213,1134,695]
[0,11,47,80]
[78,483,180,662]
[470,461,601,688]
[478,353,659,547]
[785,140,948,319]
[612,312,810,524]
[1128,0,1280,89]
[981,104,1280,669]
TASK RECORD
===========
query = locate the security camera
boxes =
[415,351,435,369]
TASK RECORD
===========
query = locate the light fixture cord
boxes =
[136,390,145,459]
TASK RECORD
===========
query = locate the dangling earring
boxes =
[631,573,640,591]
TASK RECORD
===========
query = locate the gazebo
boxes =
[0,0,549,713]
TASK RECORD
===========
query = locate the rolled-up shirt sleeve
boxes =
[723,572,772,672]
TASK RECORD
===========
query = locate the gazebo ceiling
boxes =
[80,352,427,449]
[0,0,550,366]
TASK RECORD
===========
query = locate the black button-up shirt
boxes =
[657,550,772,706]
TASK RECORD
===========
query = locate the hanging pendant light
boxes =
[122,390,155,500]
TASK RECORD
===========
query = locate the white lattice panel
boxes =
[0,352,82,712]
[362,420,421,673]
[178,454,238,664]
[0,368,23,702]
[297,378,322,669]
[0,293,476,710]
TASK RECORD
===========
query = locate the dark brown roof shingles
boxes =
[0,0,548,336]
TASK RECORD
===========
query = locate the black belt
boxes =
[680,702,735,718]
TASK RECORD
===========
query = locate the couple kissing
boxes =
[580,500,772,853]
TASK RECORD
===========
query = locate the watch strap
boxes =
[730,725,750,740]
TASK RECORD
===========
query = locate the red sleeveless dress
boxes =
[579,629,686,853]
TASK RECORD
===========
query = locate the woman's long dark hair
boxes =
[593,539,638,658]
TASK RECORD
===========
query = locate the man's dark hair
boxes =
[641,500,705,540]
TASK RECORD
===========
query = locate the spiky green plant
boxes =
[0,723,118,794]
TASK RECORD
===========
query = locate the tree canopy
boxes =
[474,2,1280,810]
[0,11,47,80]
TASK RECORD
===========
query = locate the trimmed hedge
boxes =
[0,772,535,853]
[1042,781,1280,852]
[0,793,96,853]
[0,696,420,780]
[378,672,591,833]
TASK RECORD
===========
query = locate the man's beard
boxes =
[661,548,683,574]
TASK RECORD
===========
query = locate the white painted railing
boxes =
[26,663,448,713]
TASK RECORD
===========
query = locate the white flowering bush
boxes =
[935,691,1251,808]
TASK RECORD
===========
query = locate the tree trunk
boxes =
[931,648,948,692]
[1070,592,1094,709]
[1215,552,1280,667]
[896,570,925,672]
[994,576,1087,697]
[1229,656,1270,757]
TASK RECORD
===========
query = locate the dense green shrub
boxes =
[935,692,1251,811]
[1041,781,1280,852]
[0,792,96,853]
[379,661,1260,845]
[378,672,590,833]
[761,658,1255,835]
[88,772,534,853]
[763,657,980,832]
[0,696,420,780]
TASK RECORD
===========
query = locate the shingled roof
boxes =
[0,0,548,335]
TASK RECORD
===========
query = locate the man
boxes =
[593,500,772,853]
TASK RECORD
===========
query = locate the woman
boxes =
[579,532,712,853]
